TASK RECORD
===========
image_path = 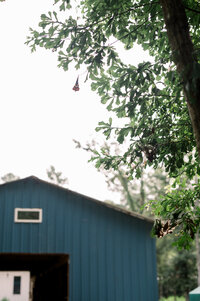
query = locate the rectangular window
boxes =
[14,208,42,223]
[13,276,21,294]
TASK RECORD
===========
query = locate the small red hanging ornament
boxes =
[72,76,80,92]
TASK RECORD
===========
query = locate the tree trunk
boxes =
[174,294,177,301]
[185,291,189,301]
[160,0,200,158]
[196,230,200,285]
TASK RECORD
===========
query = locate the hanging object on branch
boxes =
[72,76,80,92]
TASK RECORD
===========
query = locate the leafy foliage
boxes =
[26,0,200,248]
[157,236,197,300]
[46,165,68,186]
[151,177,200,248]
[1,173,20,183]
[25,0,200,177]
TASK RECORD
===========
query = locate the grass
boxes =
[160,297,186,301]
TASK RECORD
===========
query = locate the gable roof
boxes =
[0,176,154,224]
[189,286,200,295]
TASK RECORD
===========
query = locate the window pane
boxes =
[18,211,40,220]
[13,276,21,294]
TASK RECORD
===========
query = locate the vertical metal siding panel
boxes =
[80,198,90,301]
[20,225,28,252]
[113,213,123,301]
[55,190,65,252]
[138,222,158,301]
[142,224,149,301]
[105,210,115,301]
[87,203,92,301]
[150,238,158,300]
[46,187,54,253]
[103,208,109,301]
[129,218,136,300]
[147,225,158,301]
[146,233,154,300]
[4,189,14,252]
[29,224,34,253]
[138,221,147,301]
[130,219,140,300]
[71,196,82,301]
[89,203,99,301]
[10,189,15,252]
[64,193,73,254]
[9,186,15,252]
[143,224,158,301]
[145,226,151,300]
[121,215,132,301]
[121,215,128,301]
[97,206,107,301]
[70,199,77,301]
[138,221,145,301]
[12,223,19,253]
[110,211,118,301]
[64,193,73,301]
[13,185,19,252]
[0,190,6,252]
[45,186,66,253]
[154,242,159,301]
[48,186,57,252]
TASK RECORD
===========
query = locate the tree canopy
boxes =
[26,0,200,248]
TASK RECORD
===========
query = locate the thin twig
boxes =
[185,5,200,14]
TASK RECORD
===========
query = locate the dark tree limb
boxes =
[160,0,200,158]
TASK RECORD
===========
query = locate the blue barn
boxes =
[0,176,158,301]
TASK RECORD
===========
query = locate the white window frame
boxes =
[14,208,43,223]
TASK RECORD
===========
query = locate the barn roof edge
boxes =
[0,175,154,224]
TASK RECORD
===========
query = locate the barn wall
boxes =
[0,178,158,301]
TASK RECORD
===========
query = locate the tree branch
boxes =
[76,1,159,31]
[185,5,200,14]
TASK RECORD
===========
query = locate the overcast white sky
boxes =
[0,0,150,202]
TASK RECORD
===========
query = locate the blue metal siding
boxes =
[0,177,158,301]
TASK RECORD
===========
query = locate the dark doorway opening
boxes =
[0,253,69,301]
